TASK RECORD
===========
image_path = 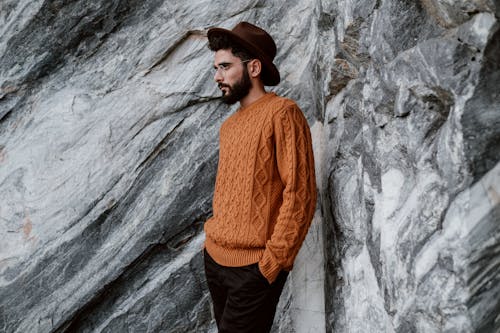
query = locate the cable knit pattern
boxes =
[204,92,317,283]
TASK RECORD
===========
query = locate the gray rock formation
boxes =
[0,0,498,332]
[321,1,500,332]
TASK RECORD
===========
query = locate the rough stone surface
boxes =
[321,1,500,332]
[0,1,499,333]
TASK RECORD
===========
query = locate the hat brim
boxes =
[208,27,280,86]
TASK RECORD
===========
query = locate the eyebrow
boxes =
[214,62,231,69]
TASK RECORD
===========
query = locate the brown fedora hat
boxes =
[207,22,280,86]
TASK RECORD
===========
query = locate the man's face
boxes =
[213,49,252,105]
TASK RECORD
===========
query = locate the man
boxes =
[203,21,317,333]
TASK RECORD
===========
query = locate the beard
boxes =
[219,69,252,105]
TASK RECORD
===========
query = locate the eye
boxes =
[218,63,230,70]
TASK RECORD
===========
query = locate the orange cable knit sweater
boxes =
[204,92,317,283]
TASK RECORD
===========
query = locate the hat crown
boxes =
[231,22,277,60]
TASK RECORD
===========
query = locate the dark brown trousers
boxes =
[204,249,288,333]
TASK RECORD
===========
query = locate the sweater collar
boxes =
[237,92,276,113]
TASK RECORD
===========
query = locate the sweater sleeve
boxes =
[258,103,317,284]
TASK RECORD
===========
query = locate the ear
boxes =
[247,59,262,79]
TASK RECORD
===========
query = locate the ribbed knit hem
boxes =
[204,236,265,267]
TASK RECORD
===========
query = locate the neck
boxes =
[239,83,267,108]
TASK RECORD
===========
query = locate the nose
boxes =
[214,69,223,82]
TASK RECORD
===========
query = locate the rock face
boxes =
[0,1,498,333]
[321,1,500,332]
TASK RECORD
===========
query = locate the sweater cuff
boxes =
[259,249,281,284]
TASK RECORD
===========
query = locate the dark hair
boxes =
[208,34,254,61]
